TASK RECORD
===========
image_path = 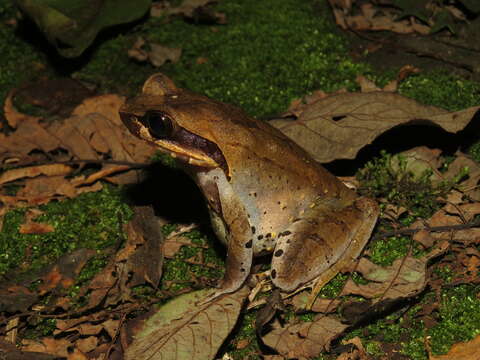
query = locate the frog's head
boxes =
[120,73,247,173]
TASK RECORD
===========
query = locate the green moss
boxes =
[398,72,480,111]
[429,284,480,355]
[319,273,349,298]
[344,285,480,359]
[368,236,411,266]
[0,186,132,278]
[160,228,223,293]
[76,0,370,118]
[468,142,480,163]
[346,309,427,360]
[357,151,452,220]
[225,311,260,359]
[150,151,179,169]
[76,255,109,284]
[433,264,454,283]
[23,317,57,339]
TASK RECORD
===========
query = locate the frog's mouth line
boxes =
[154,139,220,168]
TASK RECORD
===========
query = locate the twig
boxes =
[1,159,149,170]
[374,220,480,240]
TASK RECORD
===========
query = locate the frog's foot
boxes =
[271,196,379,293]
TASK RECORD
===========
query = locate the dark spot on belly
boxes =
[251,226,256,234]
[245,239,253,248]
[257,235,264,240]
[271,269,277,279]
[274,249,284,257]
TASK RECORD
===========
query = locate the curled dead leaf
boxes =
[0,164,73,185]
[270,92,480,163]
[262,315,348,358]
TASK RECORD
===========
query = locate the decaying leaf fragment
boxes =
[341,241,449,301]
[262,315,348,358]
[128,37,182,67]
[270,92,480,163]
[81,206,164,309]
[125,287,249,360]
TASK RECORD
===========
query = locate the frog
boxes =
[120,73,379,300]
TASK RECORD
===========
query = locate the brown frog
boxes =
[120,73,379,300]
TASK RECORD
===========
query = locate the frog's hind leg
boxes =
[271,197,379,292]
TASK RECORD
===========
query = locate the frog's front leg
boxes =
[271,196,379,292]
[207,192,254,300]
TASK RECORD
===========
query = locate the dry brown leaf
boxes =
[0,339,59,360]
[410,206,480,245]
[21,337,72,356]
[150,0,226,23]
[66,349,88,360]
[262,315,348,358]
[414,229,436,248]
[1,93,155,213]
[78,207,163,309]
[270,92,480,163]
[125,286,249,360]
[328,0,430,35]
[163,234,194,257]
[37,249,95,296]
[286,290,341,313]
[0,118,62,164]
[122,206,164,287]
[19,221,54,234]
[444,202,480,222]
[128,37,182,67]
[338,336,368,360]
[0,164,73,185]
[2,93,154,166]
[429,334,480,360]
[75,337,98,354]
[3,90,42,128]
[341,241,449,301]
[356,75,382,93]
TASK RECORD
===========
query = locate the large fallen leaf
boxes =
[270,92,480,163]
[262,315,348,358]
[15,0,151,57]
[125,287,249,360]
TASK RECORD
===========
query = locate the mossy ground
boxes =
[1,0,480,358]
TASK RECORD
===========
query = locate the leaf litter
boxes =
[1,73,480,359]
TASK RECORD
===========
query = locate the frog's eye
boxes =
[142,110,174,139]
